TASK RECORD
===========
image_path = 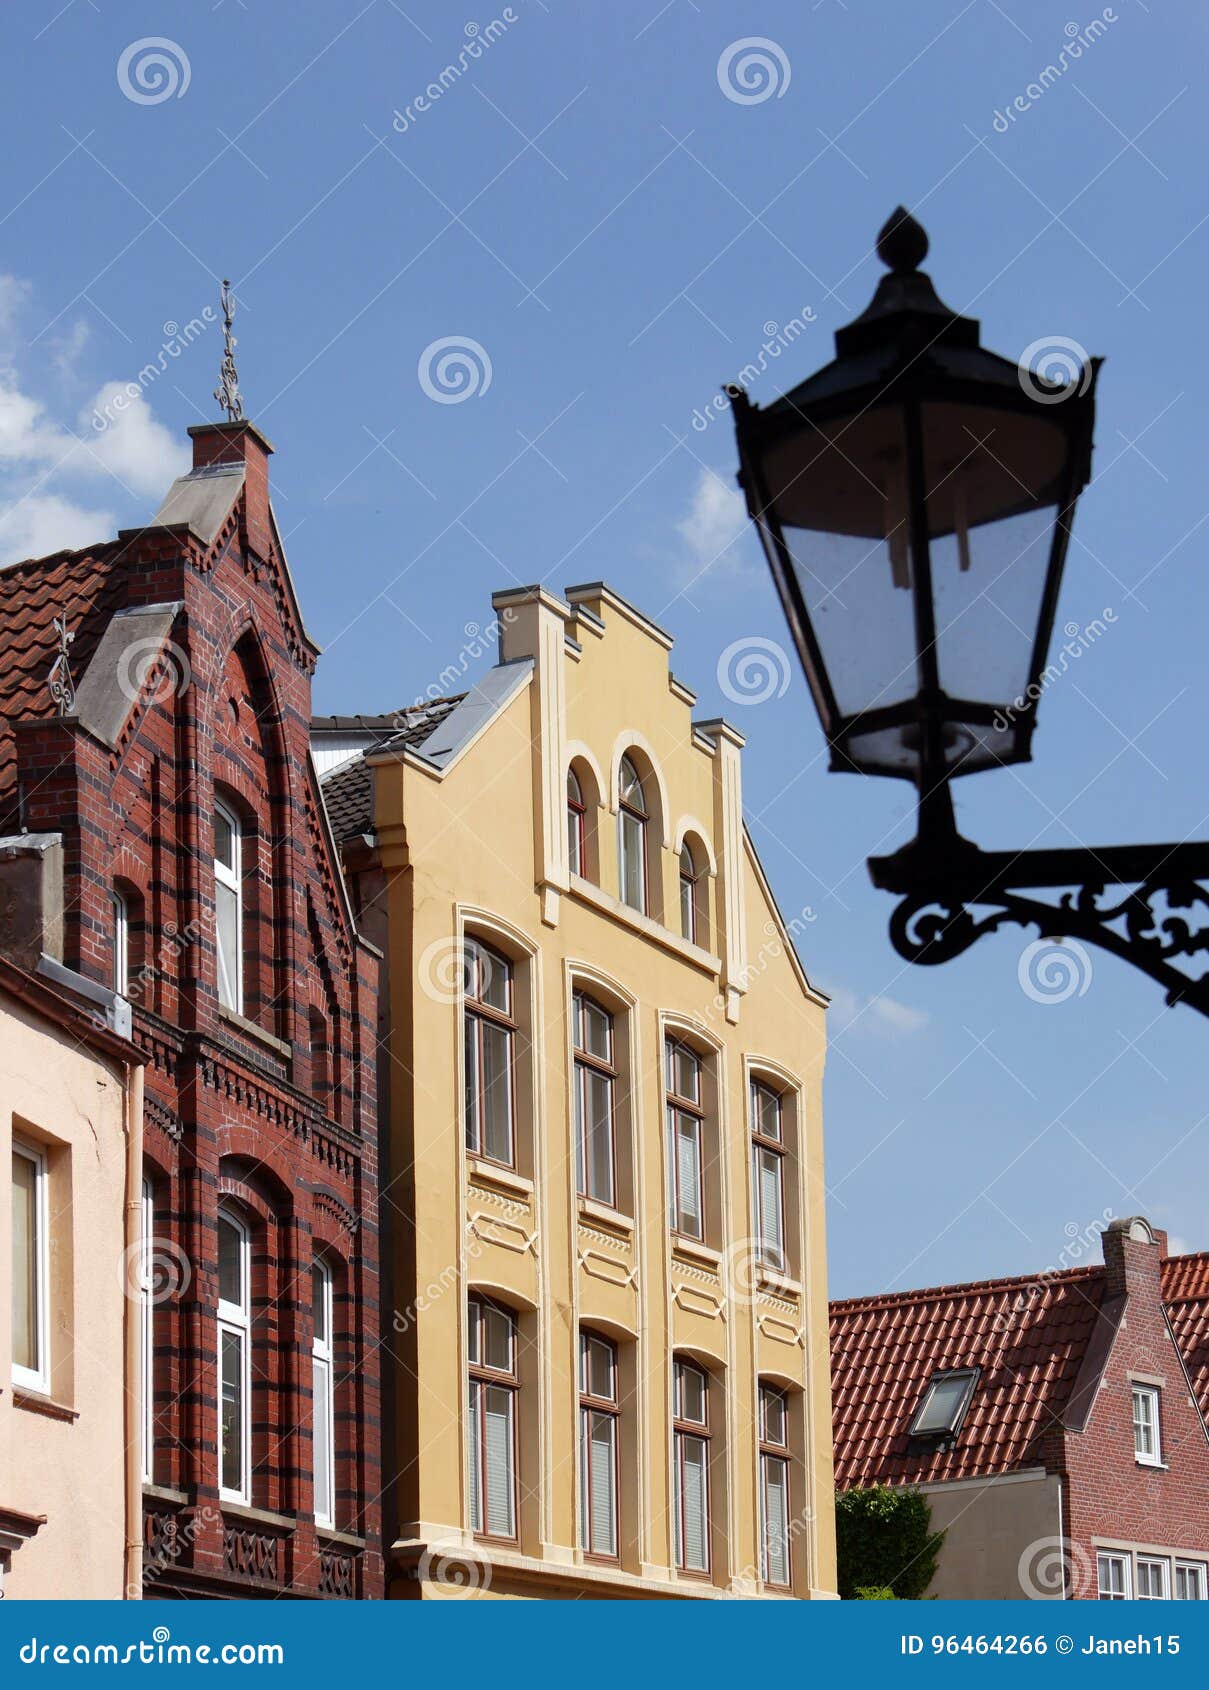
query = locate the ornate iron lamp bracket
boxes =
[868,799,1209,1016]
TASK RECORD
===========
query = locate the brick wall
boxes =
[15,422,383,1599]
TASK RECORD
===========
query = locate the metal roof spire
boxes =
[213,278,244,422]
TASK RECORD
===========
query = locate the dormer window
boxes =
[909,1368,979,1440]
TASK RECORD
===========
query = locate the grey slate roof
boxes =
[318,697,462,840]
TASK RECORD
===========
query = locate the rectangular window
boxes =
[672,1359,710,1575]
[113,890,130,996]
[578,1332,619,1560]
[760,1383,791,1588]
[573,993,616,1207]
[910,1369,980,1439]
[666,1041,703,1240]
[1132,1384,1162,1465]
[750,1081,785,1273]
[468,1297,517,1540]
[12,1141,49,1393]
[140,1179,154,1482]
[1137,1557,1169,1600]
[1176,1562,1206,1600]
[1097,1552,1130,1600]
[217,1208,251,1503]
[214,801,243,1014]
[463,940,516,1167]
[312,1260,335,1530]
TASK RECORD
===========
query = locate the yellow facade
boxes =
[361,583,835,1599]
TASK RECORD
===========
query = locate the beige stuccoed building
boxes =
[320,582,836,1599]
[0,947,144,1598]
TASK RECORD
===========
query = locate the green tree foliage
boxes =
[836,1485,945,1600]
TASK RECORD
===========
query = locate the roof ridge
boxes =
[831,1262,1105,1314]
[0,538,118,578]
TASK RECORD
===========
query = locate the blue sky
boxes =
[2,0,1207,1298]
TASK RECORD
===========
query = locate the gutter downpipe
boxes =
[123,1059,145,1598]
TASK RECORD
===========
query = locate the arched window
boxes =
[666,1040,704,1241]
[112,888,130,995]
[579,1330,619,1560]
[140,1178,155,1483]
[672,1358,710,1575]
[467,1296,518,1540]
[217,1205,252,1503]
[572,992,616,1205]
[214,799,243,1014]
[567,767,586,877]
[679,844,700,943]
[464,939,515,1167]
[617,755,648,914]
[750,1081,786,1274]
[759,1383,791,1588]
[312,1258,335,1529]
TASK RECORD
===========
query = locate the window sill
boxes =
[671,1235,721,1269]
[568,874,721,973]
[316,1525,366,1551]
[217,1004,292,1061]
[143,1483,190,1507]
[220,1500,295,1533]
[467,1157,534,1199]
[1135,1458,1169,1471]
[13,1389,79,1423]
[578,1195,634,1236]
[758,1268,803,1298]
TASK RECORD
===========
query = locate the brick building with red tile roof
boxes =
[830,1217,1209,1600]
[0,417,382,1598]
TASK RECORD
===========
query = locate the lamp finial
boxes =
[877,207,929,275]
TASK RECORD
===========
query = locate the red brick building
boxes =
[830,1217,1209,1600]
[0,418,382,1598]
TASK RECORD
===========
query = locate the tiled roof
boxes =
[318,697,462,840]
[0,545,123,815]
[311,698,463,735]
[831,1253,1209,1489]
[830,1265,1109,1488]
[1163,1251,1209,1433]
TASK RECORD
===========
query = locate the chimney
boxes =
[1102,1215,1162,1299]
[187,420,275,561]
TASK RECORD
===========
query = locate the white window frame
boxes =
[214,798,243,1015]
[217,1205,252,1505]
[1136,1555,1170,1600]
[140,1178,154,1482]
[112,889,130,996]
[312,1258,336,1530]
[1097,1551,1130,1600]
[1132,1383,1162,1466]
[1175,1561,1207,1600]
[11,1140,50,1394]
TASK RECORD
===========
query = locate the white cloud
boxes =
[0,279,187,565]
[824,982,930,1037]
[675,467,750,582]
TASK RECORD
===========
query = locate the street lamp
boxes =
[732,208,1209,1016]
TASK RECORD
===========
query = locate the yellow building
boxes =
[320,582,836,1599]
